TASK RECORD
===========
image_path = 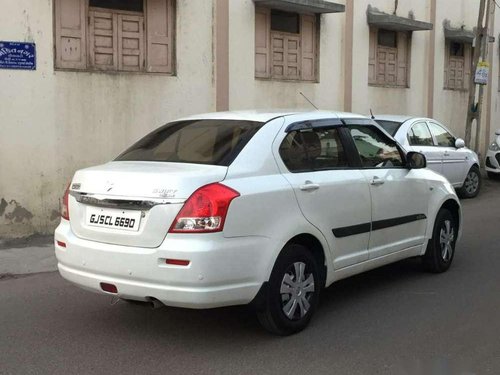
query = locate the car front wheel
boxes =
[422,208,457,273]
[257,244,320,335]
[458,166,481,198]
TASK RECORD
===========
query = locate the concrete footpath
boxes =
[0,236,57,277]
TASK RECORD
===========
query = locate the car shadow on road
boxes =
[88,257,428,341]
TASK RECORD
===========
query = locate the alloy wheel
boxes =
[280,262,315,320]
[464,170,480,195]
[439,220,455,262]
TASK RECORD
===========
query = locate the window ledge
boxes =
[368,83,409,89]
[54,68,175,77]
[256,76,319,83]
[443,87,468,92]
[367,5,433,32]
[253,0,345,14]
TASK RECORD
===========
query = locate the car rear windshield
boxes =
[116,120,264,166]
[375,120,403,136]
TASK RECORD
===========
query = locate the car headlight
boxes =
[489,142,500,151]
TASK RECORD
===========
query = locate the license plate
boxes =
[86,207,142,232]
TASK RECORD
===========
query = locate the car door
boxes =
[346,121,429,259]
[406,121,443,175]
[427,121,466,186]
[276,120,372,270]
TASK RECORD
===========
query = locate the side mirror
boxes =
[455,138,465,149]
[407,152,427,169]
[495,129,500,136]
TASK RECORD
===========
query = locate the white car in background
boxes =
[55,111,462,335]
[374,116,481,199]
[485,129,500,179]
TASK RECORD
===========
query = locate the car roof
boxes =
[373,115,417,123]
[177,110,369,123]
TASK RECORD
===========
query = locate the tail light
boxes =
[169,183,240,233]
[61,183,70,221]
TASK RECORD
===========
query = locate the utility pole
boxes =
[465,0,490,150]
[475,0,495,152]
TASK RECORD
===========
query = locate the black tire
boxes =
[488,171,500,180]
[257,244,321,335]
[457,166,481,199]
[422,209,457,273]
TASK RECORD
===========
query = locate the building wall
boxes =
[432,0,480,138]
[350,0,431,117]
[228,0,346,111]
[0,0,215,238]
[487,5,500,147]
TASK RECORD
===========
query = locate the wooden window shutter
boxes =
[286,35,300,80]
[146,0,174,73]
[271,33,285,79]
[118,15,145,72]
[300,14,316,81]
[464,44,472,90]
[255,7,271,78]
[368,28,377,84]
[378,46,397,85]
[54,0,87,69]
[396,31,409,87]
[88,10,118,71]
[444,40,450,88]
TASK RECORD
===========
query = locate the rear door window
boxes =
[116,120,264,166]
[408,122,434,146]
[279,127,349,172]
[349,125,404,168]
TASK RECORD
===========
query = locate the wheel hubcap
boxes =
[440,220,455,262]
[280,262,315,321]
[464,171,479,194]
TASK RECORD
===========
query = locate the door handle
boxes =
[370,176,385,186]
[444,151,450,157]
[299,181,320,191]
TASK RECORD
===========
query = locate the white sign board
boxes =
[475,61,489,85]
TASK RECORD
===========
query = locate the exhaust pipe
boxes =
[146,297,164,309]
[119,297,165,308]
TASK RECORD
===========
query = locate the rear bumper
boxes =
[55,221,273,309]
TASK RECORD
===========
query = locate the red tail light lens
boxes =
[61,183,70,221]
[169,183,240,233]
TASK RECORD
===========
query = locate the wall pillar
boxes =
[215,0,229,111]
[343,0,354,112]
[427,0,437,118]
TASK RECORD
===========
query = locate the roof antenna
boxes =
[299,92,319,110]
[370,108,375,119]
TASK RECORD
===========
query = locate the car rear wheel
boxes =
[458,166,481,199]
[257,244,320,335]
[422,209,457,273]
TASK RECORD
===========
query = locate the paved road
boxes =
[1,180,500,375]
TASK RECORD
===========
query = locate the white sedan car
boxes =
[485,129,500,179]
[374,116,481,198]
[55,111,461,335]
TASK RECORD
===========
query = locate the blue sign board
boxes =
[0,41,36,70]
